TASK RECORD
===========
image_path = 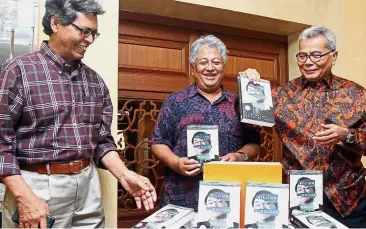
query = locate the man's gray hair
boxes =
[189,35,228,65]
[299,25,337,51]
[42,0,105,36]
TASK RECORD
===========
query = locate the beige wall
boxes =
[37,0,118,227]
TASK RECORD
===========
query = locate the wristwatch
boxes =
[345,129,356,144]
[237,151,249,161]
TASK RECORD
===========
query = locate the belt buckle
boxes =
[70,160,83,174]
[46,164,51,175]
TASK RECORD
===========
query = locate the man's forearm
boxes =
[1,175,35,202]
[151,144,180,172]
[101,151,129,181]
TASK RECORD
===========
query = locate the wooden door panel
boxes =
[119,39,188,72]
[119,20,190,97]
[119,20,190,42]
[118,71,189,93]
[223,49,280,93]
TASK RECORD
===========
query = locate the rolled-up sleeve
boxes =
[0,64,23,176]
[151,97,177,149]
[93,80,117,169]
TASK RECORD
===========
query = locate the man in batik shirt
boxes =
[152,35,260,211]
[244,25,366,228]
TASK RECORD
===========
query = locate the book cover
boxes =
[180,212,197,228]
[203,161,282,227]
[238,73,275,127]
[244,182,289,229]
[289,211,348,228]
[197,181,241,229]
[132,204,194,229]
[289,170,323,216]
[187,125,219,164]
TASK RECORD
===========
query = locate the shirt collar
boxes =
[187,84,233,103]
[39,41,82,75]
[300,74,334,90]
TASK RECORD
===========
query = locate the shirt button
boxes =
[316,103,319,107]
[58,70,62,75]
[78,146,81,149]
[73,123,77,126]
[72,100,75,105]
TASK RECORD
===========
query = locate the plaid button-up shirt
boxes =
[273,75,366,217]
[0,41,117,176]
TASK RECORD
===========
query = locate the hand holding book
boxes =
[174,157,201,176]
[240,68,261,83]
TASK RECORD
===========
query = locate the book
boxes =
[197,181,241,229]
[180,212,197,228]
[289,211,348,228]
[132,204,194,229]
[289,170,323,216]
[237,73,275,127]
[244,182,289,229]
[187,125,219,164]
[203,161,282,227]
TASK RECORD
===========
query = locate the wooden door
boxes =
[117,11,288,228]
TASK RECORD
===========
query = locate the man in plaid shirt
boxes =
[0,0,156,228]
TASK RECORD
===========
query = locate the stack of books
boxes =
[132,204,195,229]
[244,182,289,228]
[288,170,348,228]
[196,181,241,228]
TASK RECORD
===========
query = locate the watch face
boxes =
[242,153,249,161]
[346,134,355,144]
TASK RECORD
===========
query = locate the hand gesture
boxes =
[17,193,49,228]
[175,157,201,176]
[239,68,261,83]
[119,170,157,211]
[313,124,349,146]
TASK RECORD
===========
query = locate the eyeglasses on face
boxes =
[296,50,335,63]
[70,23,100,40]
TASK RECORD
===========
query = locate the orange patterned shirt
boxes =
[273,75,366,217]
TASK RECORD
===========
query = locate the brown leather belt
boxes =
[20,159,90,175]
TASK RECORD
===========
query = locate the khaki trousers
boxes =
[2,163,105,228]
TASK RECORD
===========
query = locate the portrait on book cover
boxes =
[187,127,219,163]
[290,175,322,215]
[241,81,274,121]
[306,215,337,229]
[197,188,239,228]
[244,189,288,228]
[133,208,179,229]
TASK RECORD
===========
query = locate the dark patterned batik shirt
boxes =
[273,75,366,217]
[152,84,260,210]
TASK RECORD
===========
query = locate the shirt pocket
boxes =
[80,95,104,124]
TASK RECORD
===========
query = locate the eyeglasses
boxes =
[70,23,100,40]
[296,50,334,63]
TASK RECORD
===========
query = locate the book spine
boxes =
[289,215,309,228]
[237,75,244,121]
